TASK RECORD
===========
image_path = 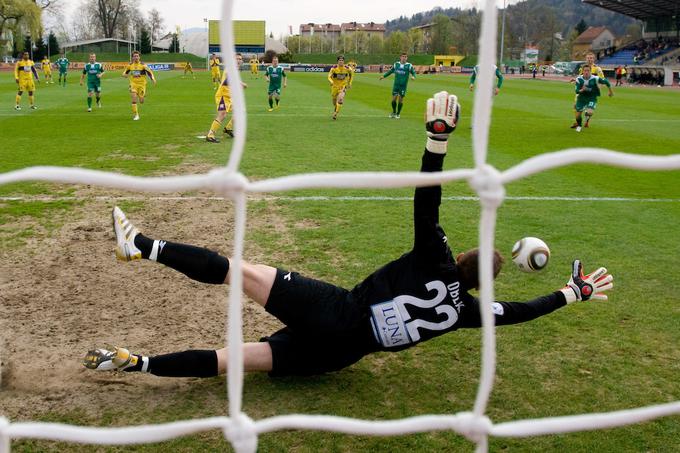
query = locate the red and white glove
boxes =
[560,260,613,304]
[425,91,459,154]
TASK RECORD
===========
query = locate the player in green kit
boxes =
[79,53,105,112]
[56,52,69,86]
[469,64,504,95]
[380,53,416,118]
[571,65,613,132]
[265,55,286,111]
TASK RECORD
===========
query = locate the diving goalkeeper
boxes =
[84,91,613,378]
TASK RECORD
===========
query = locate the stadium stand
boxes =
[583,0,680,66]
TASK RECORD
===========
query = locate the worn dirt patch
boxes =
[0,196,284,419]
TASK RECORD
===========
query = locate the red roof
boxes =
[340,22,386,32]
[299,23,341,33]
[574,26,611,44]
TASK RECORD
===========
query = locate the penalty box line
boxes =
[1,195,679,203]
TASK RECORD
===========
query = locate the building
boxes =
[571,26,616,59]
[298,22,385,39]
[299,23,341,38]
[340,22,385,38]
[61,38,166,54]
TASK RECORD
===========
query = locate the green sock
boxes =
[397,102,404,114]
[268,98,273,108]
[391,100,397,113]
[87,97,92,108]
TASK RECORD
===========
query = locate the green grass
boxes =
[1,69,680,451]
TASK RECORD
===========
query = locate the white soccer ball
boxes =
[512,237,550,273]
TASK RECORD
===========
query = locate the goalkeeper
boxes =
[84,91,613,378]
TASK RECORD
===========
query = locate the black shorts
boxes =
[262,269,378,376]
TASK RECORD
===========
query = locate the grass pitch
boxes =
[1,68,679,451]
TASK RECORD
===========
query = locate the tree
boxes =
[93,0,124,38]
[0,0,42,42]
[168,32,178,53]
[22,33,30,54]
[34,33,47,58]
[146,7,164,41]
[575,19,588,36]
[139,26,150,53]
[47,30,58,55]
[624,23,641,41]
[367,34,383,54]
[384,30,406,54]
[408,28,423,54]
[431,14,455,54]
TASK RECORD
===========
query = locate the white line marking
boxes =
[1,195,678,203]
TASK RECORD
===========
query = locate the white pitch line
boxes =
[1,195,679,203]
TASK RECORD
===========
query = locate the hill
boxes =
[385,0,636,37]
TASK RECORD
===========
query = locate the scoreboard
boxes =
[208,20,266,54]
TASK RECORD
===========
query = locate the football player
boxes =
[122,51,156,120]
[328,55,353,120]
[14,51,40,110]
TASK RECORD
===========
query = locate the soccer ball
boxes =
[512,237,550,273]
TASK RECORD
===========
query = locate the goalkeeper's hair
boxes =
[456,248,504,290]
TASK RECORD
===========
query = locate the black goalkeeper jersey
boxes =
[350,248,566,352]
[349,150,566,352]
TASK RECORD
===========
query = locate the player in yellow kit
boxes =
[249,57,259,78]
[182,61,195,79]
[41,56,54,84]
[210,54,222,89]
[327,55,353,120]
[122,51,156,120]
[206,53,247,143]
[14,52,40,110]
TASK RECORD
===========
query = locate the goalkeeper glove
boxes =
[425,91,459,154]
[560,259,613,304]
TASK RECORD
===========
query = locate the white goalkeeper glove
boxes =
[560,259,614,304]
[425,91,459,154]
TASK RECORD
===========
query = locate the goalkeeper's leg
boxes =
[84,343,273,376]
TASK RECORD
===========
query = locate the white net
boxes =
[1,1,680,452]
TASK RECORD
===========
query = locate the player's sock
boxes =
[15,94,21,105]
[335,102,341,113]
[225,118,233,131]
[131,103,138,115]
[397,102,404,115]
[96,95,101,105]
[391,100,397,113]
[275,98,280,106]
[146,350,218,377]
[87,97,92,108]
[134,234,230,284]
[209,119,221,136]
[28,95,34,106]
[576,117,582,127]
[268,98,273,108]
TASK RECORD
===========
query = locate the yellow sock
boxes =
[225,118,233,130]
[29,95,34,106]
[209,119,221,136]
[132,103,138,114]
[15,94,21,105]
[334,103,342,113]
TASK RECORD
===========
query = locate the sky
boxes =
[51,0,505,38]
